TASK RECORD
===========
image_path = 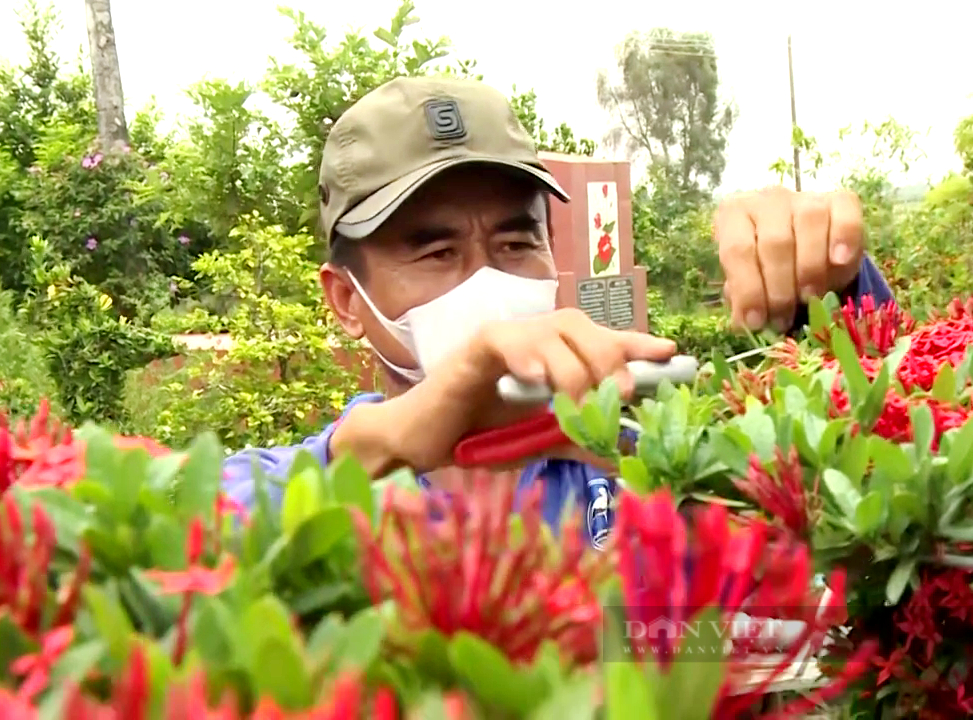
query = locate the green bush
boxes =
[121,216,362,449]
[646,289,752,360]
[0,290,61,418]
[21,236,174,427]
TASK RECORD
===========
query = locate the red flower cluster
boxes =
[613,490,873,718]
[858,567,973,719]
[823,296,973,446]
[0,644,400,719]
[0,399,169,493]
[352,471,610,666]
[0,494,89,639]
[734,447,821,541]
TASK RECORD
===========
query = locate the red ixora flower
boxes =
[817,294,914,358]
[10,625,74,701]
[66,647,398,719]
[0,688,37,720]
[0,494,91,637]
[352,471,611,666]
[613,490,874,718]
[144,554,236,596]
[0,398,173,492]
[144,517,235,666]
[734,447,821,540]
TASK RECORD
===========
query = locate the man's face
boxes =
[322,166,557,371]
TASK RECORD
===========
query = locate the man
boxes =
[222,76,893,545]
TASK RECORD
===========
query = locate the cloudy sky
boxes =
[3,0,971,192]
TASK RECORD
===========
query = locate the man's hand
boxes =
[339,308,676,474]
[715,186,865,332]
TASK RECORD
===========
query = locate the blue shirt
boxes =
[222,255,893,548]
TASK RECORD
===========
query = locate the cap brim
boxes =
[334,157,570,239]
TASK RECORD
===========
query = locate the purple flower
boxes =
[178,235,191,246]
[81,153,103,170]
[85,238,98,251]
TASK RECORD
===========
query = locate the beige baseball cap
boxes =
[318,76,570,243]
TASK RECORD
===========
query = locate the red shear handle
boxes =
[452,410,569,467]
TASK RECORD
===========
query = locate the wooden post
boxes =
[84,0,129,147]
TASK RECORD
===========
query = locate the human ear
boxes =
[320,263,365,340]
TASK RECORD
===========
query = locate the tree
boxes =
[84,0,128,146]
[509,87,595,156]
[596,28,736,196]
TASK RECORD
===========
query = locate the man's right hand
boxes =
[342,309,676,475]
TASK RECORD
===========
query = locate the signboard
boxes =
[576,275,636,331]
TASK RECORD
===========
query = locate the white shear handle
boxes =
[496,355,699,404]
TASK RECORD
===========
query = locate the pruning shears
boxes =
[454,346,768,466]
[495,355,700,405]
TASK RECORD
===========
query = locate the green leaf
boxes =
[253,637,313,709]
[605,660,658,720]
[870,437,915,483]
[807,296,830,338]
[618,457,652,495]
[854,491,885,535]
[144,515,187,570]
[886,557,917,605]
[910,404,935,457]
[49,639,105,687]
[145,451,187,492]
[932,363,956,403]
[580,402,608,446]
[173,431,223,518]
[822,469,862,518]
[732,406,777,461]
[531,675,598,720]
[0,614,33,678]
[947,417,973,484]
[82,584,134,667]
[328,454,375,519]
[831,328,869,402]
[281,452,325,537]
[552,394,587,447]
[193,597,238,667]
[330,606,386,672]
[592,255,607,275]
[658,606,727,720]
[286,507,352,568]
[603,220,616,235]
[12,486,88,550]
[837,432,870,489]
[857,362,890,432]
[242,595,302,660]
[373,27,397,46]
[449,633,551,715]
[596,376,622,440]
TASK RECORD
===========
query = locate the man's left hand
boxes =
[715,186,865,332]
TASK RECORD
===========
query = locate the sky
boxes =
[3,0,972,192]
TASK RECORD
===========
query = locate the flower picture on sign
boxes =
[588,181,620,276]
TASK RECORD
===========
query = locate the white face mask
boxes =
[347,266,558,384]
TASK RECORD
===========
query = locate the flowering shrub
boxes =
[561,291,973,718]
[9,299,944,718]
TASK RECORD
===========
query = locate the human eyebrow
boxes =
[402,225,461,249]
[494,212,542,235]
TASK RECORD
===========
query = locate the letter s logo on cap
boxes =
[424,99,467,142]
